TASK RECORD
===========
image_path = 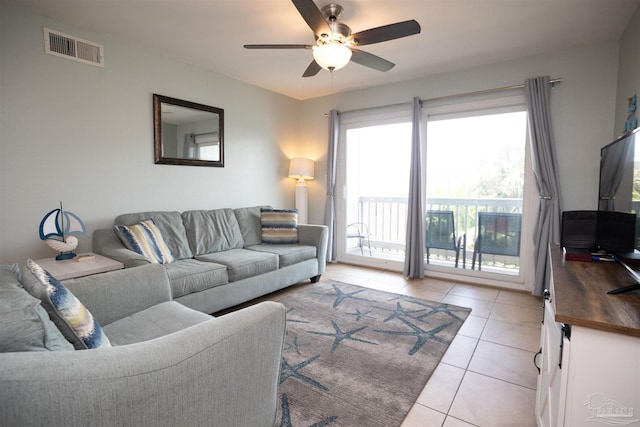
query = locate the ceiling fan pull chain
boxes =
[330,69,335,93]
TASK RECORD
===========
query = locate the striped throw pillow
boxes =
[115,219,175,264]
[261,208,299,244]
[24,259,111,350]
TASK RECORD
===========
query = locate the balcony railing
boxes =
[349,196,523,270]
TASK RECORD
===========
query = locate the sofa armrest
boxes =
[63,264,172,326]
[298,224,328,274]
[92,228,152,268]
[0,301,286,427]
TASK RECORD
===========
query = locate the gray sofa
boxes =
[93,206,328,314]
[0,262,286,427]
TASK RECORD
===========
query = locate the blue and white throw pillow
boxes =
[23,259,111,350]
[261,208,299,244]
[114,218,175,264]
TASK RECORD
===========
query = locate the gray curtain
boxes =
[324,110,339,263]
[598,135,634,210]
[183,133,196,159]
[403,97,425,278]
[525,76,562,296]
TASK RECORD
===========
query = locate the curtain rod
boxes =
[330,77,562,116]
[421,77,562,103]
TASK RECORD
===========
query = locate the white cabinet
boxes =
[535,247,640,427]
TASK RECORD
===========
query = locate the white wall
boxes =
[300,42,621,225]
[0,4,302,264]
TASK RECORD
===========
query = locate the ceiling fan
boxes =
[244,0,421,77]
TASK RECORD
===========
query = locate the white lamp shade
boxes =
[289,158,314,180]
[312,44,352,71]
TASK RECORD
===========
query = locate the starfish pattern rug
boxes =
[273,280,471,427]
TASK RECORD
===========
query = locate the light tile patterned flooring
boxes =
[320,263,542,427]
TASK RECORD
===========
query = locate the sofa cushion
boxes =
[196,249,278,282]
[164,259,229,298]
[22,260,111,350]
[114,219,176,264]
[234,206,269,247]
[115,211,193,260]
[247,244,317,268]
[261,208,299,244]
[182,209,245,255]
[0,265,73,352]
[102,301,212,346]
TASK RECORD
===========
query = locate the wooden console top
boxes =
[550,244,640,337]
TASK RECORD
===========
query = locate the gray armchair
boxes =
[0,264,286,427]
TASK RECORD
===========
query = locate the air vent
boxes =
[44,27,104,67]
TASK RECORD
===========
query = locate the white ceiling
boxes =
[8,0,640,100]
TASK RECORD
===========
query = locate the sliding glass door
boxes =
[336,109,412,269]
[335,96,534,287]
[425,105,528,279]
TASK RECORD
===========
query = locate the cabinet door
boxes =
[535,300,570,427]
[564,327,640,426]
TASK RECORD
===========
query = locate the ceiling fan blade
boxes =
[292,0,332,38]
[350,49,395,72]
[302,60,322,77]
[351,20,421,46]
[244,44,312,49]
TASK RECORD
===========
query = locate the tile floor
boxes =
[319,262,542,427]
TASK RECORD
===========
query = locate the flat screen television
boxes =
[598,127,640,294]
[598,127,640,251]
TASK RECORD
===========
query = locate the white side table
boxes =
[34,253,124,280]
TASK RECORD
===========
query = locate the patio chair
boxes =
[425,210,466,268]
[472,212,522,270]
[347,222,372,256]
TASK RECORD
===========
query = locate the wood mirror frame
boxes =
[153,94,224,167]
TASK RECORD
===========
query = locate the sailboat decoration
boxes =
[39,202,86,260]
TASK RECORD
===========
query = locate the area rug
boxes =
[273,280,472,427]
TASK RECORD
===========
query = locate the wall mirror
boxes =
[153,94,224,167]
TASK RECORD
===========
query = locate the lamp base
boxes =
[295,180,308,224]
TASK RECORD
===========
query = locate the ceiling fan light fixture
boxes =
[312,43,352,71]
[244,1,420,78]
